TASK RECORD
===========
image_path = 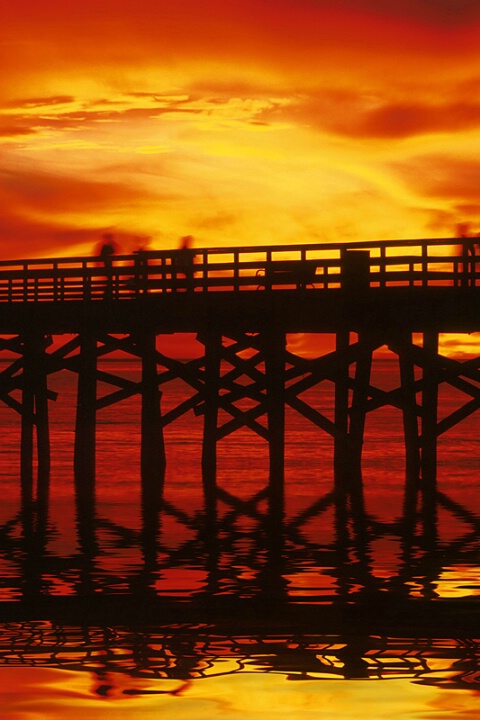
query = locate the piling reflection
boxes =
[0,467,477,614]
[0,622,478,692]
[0,459,477,702]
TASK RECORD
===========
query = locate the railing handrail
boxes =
[0,236,474,268]
[0,237,478,301]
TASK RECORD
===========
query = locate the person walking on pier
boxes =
[99,234,116,298]
[174,235,195,291]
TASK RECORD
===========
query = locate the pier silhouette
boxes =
[0,236,479,521]
[0,238,479,665]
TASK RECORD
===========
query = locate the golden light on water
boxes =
[1,665,479,720]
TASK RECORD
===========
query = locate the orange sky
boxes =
[2,1,480,258]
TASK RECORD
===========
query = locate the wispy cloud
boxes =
[2,0,480,256]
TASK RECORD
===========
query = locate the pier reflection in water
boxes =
[0,361,479,717]
[8,446,480,612]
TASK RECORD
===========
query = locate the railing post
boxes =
[460,239,475,288]
[380,245,386,287]
[233,250,239,291]
[53,262,58,302]
[265,250,273,291]
[83,260,91,302]
[23,263,28,303]
[422,242,429,288]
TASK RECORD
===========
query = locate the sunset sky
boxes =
[2,0,480,259]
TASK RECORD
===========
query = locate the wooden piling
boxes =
[201,332,222,518]
[20,332,51,510]
[265,329,286,523]
[421,330,438,546]
[140,329,165,511]
[349,334,373,483]
[35,335,51,507]
[20,335,35,510]
[334,330,350,494]
[74,330,97,501]
[398,332,421,511]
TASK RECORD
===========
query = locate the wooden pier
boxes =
[1,236,480,525]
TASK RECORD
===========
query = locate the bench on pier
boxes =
[256,260,318,289]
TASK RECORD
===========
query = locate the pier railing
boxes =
[0,237,477,302]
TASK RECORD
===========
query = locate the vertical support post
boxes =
[20,335,35,513]
[20,331,51,511]
[74,329,97,504]
[74,329,98,595]
[421,330,438,546]
[347,334,371,551]
[35,335,51,509]
[349,334,372,483]
[140,329,165,513]
[265,328,286,525]
[201,331,222,519]
[334,329,350,495]
[398,331,421,512]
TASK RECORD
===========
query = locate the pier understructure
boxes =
[0,238,478,615]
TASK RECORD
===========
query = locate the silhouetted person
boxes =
[174,235,195,291]
[133,248,149,295]
[455,224,480,287]
[99,235,115,298]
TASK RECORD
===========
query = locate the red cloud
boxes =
[393,155,480,203]
[341,101,480,139]
[0,126,37,138]
[261,92,480,140]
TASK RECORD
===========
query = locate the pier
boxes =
[0,236,479,522]
[0,236,478,629]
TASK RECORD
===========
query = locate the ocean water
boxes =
[0,351,479,719]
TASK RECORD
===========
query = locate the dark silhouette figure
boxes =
[99,235,116,298]
[174,235,195,291]
[455,224,480,287]
[133,248,149,295]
